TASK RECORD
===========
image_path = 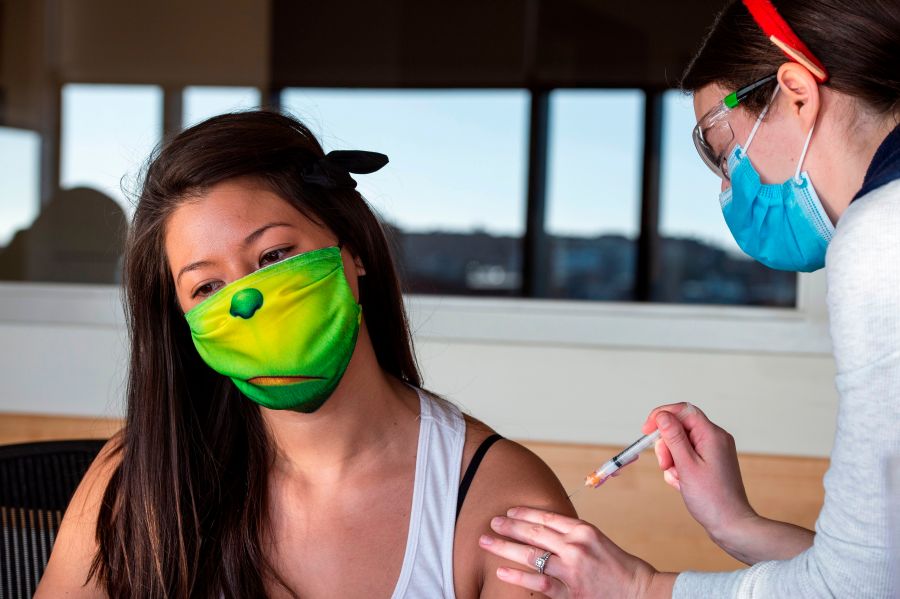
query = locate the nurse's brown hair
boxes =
[681,0,900,117]
[88,111,421,598]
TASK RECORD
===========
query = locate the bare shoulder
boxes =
[34,432,124,598]
[453,416,574,599]
[462,416,572,510]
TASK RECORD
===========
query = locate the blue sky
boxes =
[283,88,529,235]
[546,89,642,238]
[0,84,738,252]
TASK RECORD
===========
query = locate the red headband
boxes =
[742,0,829,82]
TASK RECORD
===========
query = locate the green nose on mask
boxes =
[184,246,361,412]
[230,288,264,319]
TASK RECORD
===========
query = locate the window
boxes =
[183,86,262,128]
[0,81,797,307]
[0,128,41,247]
[20,83,164,284]
[657,90,796,306]
[0,127,43,282]
[545,90,643,300]
[61,84,163,216]
[281,89,529,295]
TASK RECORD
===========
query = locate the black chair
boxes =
[0,439,107,598]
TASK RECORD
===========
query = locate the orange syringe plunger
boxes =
[584,470,610,488]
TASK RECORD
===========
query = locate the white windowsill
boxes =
[0,270,831,356]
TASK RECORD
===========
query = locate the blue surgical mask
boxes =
[718,89,834,272]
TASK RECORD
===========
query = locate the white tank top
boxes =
[217,387,465,599]
[390,387,466,598]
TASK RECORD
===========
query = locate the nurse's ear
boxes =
[776,62,820,131]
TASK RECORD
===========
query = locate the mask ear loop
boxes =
[794,121,816,183]
[743,85,780,153]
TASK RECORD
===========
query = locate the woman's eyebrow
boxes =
[241,222,294,247]
[176,222,295,285]
[176,259,215,285]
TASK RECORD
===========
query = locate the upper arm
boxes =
[34,434,122,599]
[454,422,575,599]
[826,186,900,373]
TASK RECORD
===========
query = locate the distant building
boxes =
[389,226,796,307]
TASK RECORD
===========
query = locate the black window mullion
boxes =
[162,86,184,138]
[43,81,62,208]
[522,88,550,298]
[635,88,664,302]
[265,86,283,112]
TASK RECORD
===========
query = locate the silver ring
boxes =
[534,550,552,575]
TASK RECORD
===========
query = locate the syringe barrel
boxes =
[611,429,660,466]
[584,429,662,488]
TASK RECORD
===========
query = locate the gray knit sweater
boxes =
[674,179,900,598]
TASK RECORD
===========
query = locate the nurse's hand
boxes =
[644,403,813,564]
[479,508,676,598]
[642,403,757,554]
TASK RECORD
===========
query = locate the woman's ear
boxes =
[776,62,820,130]
[339,243,366,276]
[353,255,366,277]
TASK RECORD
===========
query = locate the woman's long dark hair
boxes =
[89,111,421,598]
[681,0,900,117]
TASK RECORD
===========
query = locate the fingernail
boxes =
[479,535,493,546]
[497,567,511,579]
[657,413,672,428]
[507,507,519,517]
[491,516,504,528]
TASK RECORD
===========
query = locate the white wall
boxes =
[416,340,837,458]
[0,272,838,458]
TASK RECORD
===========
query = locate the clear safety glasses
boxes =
[692,73,777,180]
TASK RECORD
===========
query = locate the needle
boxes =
[566,486,584,500]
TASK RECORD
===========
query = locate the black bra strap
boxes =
[456,433,504,521]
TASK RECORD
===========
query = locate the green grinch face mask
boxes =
[184,246,361,412]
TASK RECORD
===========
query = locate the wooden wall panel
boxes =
[0,413,827,573]
[0,412,121,444]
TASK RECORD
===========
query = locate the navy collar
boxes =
[853,123,900,202]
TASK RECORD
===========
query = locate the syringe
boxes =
[583,429,661,488]
[567,404,696,498]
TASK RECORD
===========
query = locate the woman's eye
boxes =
[259,247,293,267]
[192,281,222,299]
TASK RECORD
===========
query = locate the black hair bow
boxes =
[300,150,389,189]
